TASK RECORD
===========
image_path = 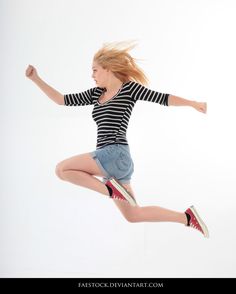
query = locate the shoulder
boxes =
[128,81,146,93]
[91,86,104,96]
[122,81,142,91]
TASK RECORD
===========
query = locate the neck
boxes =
[105,79,123,93]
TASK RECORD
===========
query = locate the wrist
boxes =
[32,75,41,83]
[190,100,197,108]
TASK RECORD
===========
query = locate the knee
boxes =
[55,163,65,180]
[123,209,140,223]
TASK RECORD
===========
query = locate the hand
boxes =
[193,101,207,114]
[25,64,39,81]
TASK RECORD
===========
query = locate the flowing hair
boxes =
[93,41,149,86]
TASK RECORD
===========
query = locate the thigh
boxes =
[57,152,106,177]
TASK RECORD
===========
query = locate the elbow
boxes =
[167,94,172,106]
[58,94,65,105]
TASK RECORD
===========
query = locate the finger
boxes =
[26,67,33,76]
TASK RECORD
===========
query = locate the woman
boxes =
[25,41,209,238]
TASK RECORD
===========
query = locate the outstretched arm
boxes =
[25,65,64,105]
[129,82,207,113]
[168,95,207,114]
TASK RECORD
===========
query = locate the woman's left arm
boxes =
[168,95,207,114]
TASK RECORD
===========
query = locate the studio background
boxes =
[1,0,236,277]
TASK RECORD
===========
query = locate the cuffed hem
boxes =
[90,151,111,180]
[89,151,132,185]
[117,179,131,184]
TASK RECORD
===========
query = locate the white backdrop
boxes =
[1,0,236,277]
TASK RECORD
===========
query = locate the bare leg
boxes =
[62,170,110,196]
[55,153,110,196]
[114,183,187,224]
[55,153,187,224]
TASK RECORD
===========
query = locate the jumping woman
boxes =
[25,41,209,238]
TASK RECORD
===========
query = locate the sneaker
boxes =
[185,205,209,238]
[105,177,137,207]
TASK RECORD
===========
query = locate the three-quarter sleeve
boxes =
[64,88,96,106]
[129,82,169,106]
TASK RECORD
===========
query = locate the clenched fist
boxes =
[25,65,38,81]
[193,102,207,114]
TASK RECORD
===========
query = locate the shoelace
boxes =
[190,223,200,231]
[190,217,203,233]
[112,194,127,202]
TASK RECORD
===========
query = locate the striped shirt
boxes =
[64,81,170,149]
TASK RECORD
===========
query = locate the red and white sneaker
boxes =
[105,177,137,207]
[185,205,209,238]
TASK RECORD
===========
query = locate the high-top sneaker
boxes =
[105,177,137,207]
[185,205,209,238]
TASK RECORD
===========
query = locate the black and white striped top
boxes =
[64,81,170,149]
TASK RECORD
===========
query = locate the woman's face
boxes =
[92,61,109,88]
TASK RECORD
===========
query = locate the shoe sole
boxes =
[109,178,137,207]
[190,205,209,238]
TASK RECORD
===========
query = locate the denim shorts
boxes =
[90,144,134,184]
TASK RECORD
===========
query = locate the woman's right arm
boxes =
[25,65,64,105]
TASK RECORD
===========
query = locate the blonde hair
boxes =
[93,41,149,86]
